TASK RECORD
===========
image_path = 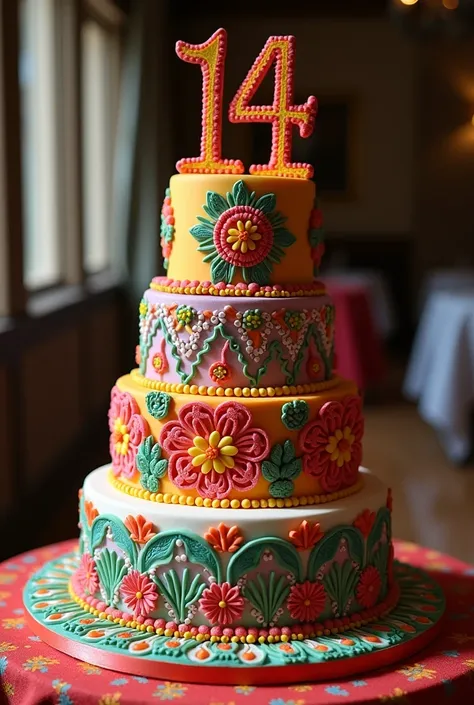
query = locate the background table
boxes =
[404,288,474,463]
[2,540,474,704]
[324,278,386,391]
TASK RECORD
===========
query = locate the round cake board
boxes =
[23,552,445,686]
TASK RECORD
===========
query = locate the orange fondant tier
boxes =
[165,174,316,285]
[108,373,364,505]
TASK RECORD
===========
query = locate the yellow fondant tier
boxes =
[109,372,364,506]
[166,174,315,285]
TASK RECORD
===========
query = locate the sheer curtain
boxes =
[111,0,173,305]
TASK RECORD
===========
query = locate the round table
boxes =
[1,540,473,704]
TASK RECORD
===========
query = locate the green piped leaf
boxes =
[190,223,214,242]
[145,392,171,420]
[227,537,302,584]
[324,560,359,617]
[205,191,229,219]
[262,441,302,497]
[243,572,290,625]
[262,461,280,483]
[138,530,221,582]
[136,436,168,492]
[274,228,296,248]
[281,400,310,431]
[232,180,250,206]
[210,257,234,284]
[368,507,391,558]
[153,567,206,622]
[90,515,137,566]
[95,549,127,603]
[254,193,276,214]
[269,478,294,498]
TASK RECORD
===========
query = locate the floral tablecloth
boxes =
[1,539,474,704]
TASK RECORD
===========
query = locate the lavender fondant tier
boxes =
[137,290,335,389]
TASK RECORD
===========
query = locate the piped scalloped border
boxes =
[150,276,326,298]
[107,469,364,509]
[69,568,400,645]
[130,369,341,398]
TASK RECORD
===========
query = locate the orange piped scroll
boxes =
[229,35,317,179]
[176,29,244,175]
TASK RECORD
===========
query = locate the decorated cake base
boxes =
[23,553,444,685]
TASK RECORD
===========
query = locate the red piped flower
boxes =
[84,500,98,527]
[160,401,269,500]
[199,582,244,625]
[353,509,376,538]
[287,581,326,622]
[120,570,158,618]
[306,350,324,380]
[356,566,382,608]
[299,396,364,493]
[76,553,99,596]
[124,515,157,544]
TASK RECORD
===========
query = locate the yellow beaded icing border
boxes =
[69,578,399,644]
[149,282,327,298]
[130,369,341,398]
[108,470,364,509]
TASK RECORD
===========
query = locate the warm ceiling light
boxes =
[443,0,459,8]
[399,0,419,5]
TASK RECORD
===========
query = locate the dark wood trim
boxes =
[0,0,25,316]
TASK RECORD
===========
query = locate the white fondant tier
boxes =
[84,466,386,538]
[77,466,394,634]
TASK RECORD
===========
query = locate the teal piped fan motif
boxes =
[137,530,222,582]
[227,537,303,584]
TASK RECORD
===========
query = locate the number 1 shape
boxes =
[229,36,317,179]
[176,29,244,175]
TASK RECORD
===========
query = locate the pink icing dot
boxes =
[235,627,247,637]
[154,619,166,629]
[198,625,208,634]
[274,284,282,291]
[325,620,334,630]
[190,627,199,636]
[258,629,269,638]
[281,626,292,637]
[302,624,313,636]
[223,628,234,637]
[190,280,200,287]
[269,627,280,637]
[144,619,154,627]
[314,623,324,632]
[235,283,247,290]
[248,628,258,638]
[182,280,190,286]
[202,281,211,288]
[166,621,178,631]
[215,282,226,290]
[136,615,144,624]
[178,624,187,634]
[264,286,272,292]
[211,626,223,637]
[248,283,260,294]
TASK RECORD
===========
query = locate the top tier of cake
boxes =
[162,174,318,286]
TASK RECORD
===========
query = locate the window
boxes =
[81,18,121,274]
[20,0,62,290]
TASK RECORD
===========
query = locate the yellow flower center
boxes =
[188,430,238,475]
[226,219,262,254]
[304,599,311,606]
[153,355,163,371]
[114,417,130,456]
[136,591,143,599]
[218,600,227,608]
[325,426,355,467]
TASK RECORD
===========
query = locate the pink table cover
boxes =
[1,539,474,704]
[325,281,386,391]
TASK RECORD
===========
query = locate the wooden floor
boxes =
[364,401,474,564]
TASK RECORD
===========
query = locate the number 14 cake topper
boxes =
[176,28,317,179]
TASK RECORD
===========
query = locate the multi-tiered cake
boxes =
[24,30,444,683]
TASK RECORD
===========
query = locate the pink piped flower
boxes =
[120,570,158,618]
[356,566,382,608]
[108,386,149,479]
[76,553,99,596]
[199,582,244,625]
[160,401,269,500]
[299,396,364,493]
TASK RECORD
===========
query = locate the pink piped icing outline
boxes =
[175,29,244,175]
[228,35,317,179]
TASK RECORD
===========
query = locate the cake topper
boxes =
[176,29,244,175]
[229,35,317,179]
[176,29,317,179]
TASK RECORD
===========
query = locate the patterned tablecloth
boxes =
[1,539,474,704]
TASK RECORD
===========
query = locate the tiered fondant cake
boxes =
[24,29,445,683]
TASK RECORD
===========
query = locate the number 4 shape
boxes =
[229,35,317,179]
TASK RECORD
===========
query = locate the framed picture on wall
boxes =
[250,95,356,200]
